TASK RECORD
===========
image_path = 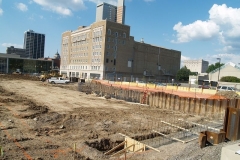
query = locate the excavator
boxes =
[39,70,62,81]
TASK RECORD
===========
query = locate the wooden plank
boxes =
[160,120,199,135]
[118,133,160,153]
[111,144,135,157]
[152,130,186,143]
[104,141,126,155]
[178,119,221,132]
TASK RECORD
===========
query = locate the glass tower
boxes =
[23,30,45,59]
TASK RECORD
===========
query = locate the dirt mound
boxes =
[215,91,240,99]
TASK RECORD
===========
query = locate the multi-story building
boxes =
[60,20,181,82]
[96,0,125,24]
[0,53,52,74]
[23,30,45,59]
[6,46,26,58]
[183,59,209,73]
[117,0,125,24]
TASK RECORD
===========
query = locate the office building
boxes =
[60,20,181,82]
[117,0,125,24]
[96,0,125,24]
[96,3,117,23]
[183,59,209,73]
[6,46,27,58]
[0,53,52,74]
[23,30,45,59]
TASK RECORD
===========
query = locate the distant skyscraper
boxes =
[23,30,45,59]
[96,3,117,22]
[117,0,125,24]
[96,0,125,24]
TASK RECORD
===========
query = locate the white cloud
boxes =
[0,8,3,16]
[0,0,2,16]
[181,55,191,61]
[33,0,86,16]
[1,43,23,48]
[16,3,28,12]
[32,0,121,16]
[172,4,240,54]
[172,20,219,43]
[205,53,240,65]
[88,0,117,5]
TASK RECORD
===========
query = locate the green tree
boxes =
[220,76,240,83]
[176,66,191,81]
[206,62,224,73]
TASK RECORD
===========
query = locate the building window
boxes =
[114,59,116,65]
[123,33,126,38]
[115,32,118,37]
[114,46,117,51]
[108,29,111,35]
[106,58,109,63]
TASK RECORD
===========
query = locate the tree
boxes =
[206,62,224,73]
[176,66,191,81]
[220,76,240,83]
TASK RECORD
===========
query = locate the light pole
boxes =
[158,65,161,82]
[217,58,221,83]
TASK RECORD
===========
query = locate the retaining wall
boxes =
[84,81,240,116]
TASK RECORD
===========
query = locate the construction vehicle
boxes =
[39,70,62,82]
[12,69,22,74]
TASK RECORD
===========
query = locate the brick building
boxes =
[60,20,181,82]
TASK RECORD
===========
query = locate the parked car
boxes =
[48,77,70,84]
[217,86,237,91]
[155,83,166,86]
[198,85,211,89]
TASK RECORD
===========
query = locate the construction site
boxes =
[1,74,240,160]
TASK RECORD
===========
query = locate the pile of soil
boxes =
[215,91,240,99]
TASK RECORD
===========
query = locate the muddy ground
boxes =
[0,75,239,160]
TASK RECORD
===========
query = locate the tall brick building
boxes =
[60,0,181,82]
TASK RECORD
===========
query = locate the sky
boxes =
[0,0,240,65]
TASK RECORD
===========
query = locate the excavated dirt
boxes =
[215,91,240,99]
[0,75,240,160]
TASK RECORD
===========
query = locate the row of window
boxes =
[92,52,101,56]
[92,58,101,63]
[70,66,87,70]
[71,59,88,63]
[70,53,88,57]
[93,28,103,38]
[93,45,102,50]
[72,40,88,46]
[107,45,117,51]
[71,47,88,52]
[93,37,102,42]
[106,58,116,65]
[91,66,101,70]
[105,67,115,71]
[107,29,127,38]
[72,34,88,42]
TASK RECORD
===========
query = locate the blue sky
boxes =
[0,0,240,65]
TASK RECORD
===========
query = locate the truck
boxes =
[47,77,70,84]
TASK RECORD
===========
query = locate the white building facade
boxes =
[183,59,209,73]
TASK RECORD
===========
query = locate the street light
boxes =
[158,65,161,82]
[217,58,221,83]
